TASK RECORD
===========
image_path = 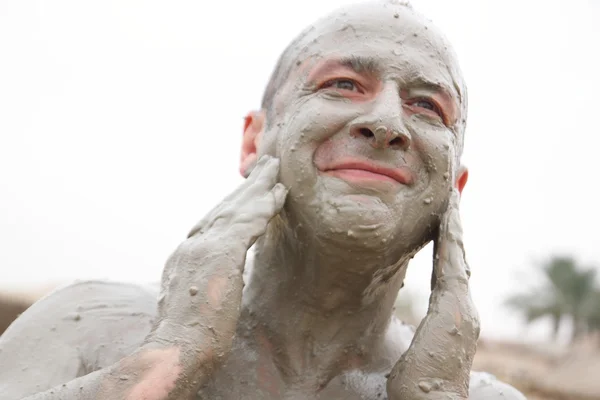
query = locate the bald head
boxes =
[240,0,470,254]
[261,0,468,150]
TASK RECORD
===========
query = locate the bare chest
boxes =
[194,339,389,400]
[196,365,388,400]
[69,282,403,399]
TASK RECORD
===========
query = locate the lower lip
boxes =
[325,169,400,184]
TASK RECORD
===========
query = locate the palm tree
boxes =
[582,290,600,336]
[505,256,599,343]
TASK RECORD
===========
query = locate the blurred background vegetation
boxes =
[505,256,600,346]
[391,254,600,400]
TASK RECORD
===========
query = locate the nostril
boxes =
[359,128,374,138]
[389,136,405,148]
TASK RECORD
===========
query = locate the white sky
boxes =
[0,0,598,343]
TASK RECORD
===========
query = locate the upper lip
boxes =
[322,159,413,185]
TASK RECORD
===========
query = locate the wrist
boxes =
[143,322,218,373]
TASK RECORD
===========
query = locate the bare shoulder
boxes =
[0,280,158,399]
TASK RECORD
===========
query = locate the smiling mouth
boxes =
[322,161,413,185]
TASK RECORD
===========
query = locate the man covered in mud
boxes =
[0,1,526,399]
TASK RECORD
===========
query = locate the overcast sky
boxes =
[1,0,598,343]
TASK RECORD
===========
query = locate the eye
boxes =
[321,79,360,92]
[406,97,446,123]
[414,99,437,111]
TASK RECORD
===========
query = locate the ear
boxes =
[455,165,469,195]
[240,110,266,178]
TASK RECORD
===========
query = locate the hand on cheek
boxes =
[240,153,258,179]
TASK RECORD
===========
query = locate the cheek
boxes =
[313,139,332,168]
[313,137,343,170]
[404,123,457,214]
[277,98,360,157]
[409,121,455,176]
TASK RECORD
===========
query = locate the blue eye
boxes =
[323,79,358,91]
[411,98,444,119]
[414,99,436,111]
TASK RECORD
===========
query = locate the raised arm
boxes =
[387,189,480,400]
[0,155,287,400]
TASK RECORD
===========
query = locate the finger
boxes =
[388,189,479,398]
[224,155,275,200]
[187,156,276,238]
[238,182,288,224]
[227,155,275,202]
[235,155,279,202]
[271,183,288,213]
[246,157,280,197]
[433,189,469,283]
[246,154,273,182]
[242,183,288,248]
[224,155,277,202]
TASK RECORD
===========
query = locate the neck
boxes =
[239,216,413,386]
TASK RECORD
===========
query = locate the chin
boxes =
[286,192,401,252]
[282,175,442,252]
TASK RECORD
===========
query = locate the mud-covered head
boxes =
[261,1,467,138]
[240,0,469,257]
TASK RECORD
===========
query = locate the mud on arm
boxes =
[0,156,287,400]
[386,190,480,400]
[0,237,242,400]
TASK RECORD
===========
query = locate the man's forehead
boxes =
[280,3,465,98]
[262,0,468,138]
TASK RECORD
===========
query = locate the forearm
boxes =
[387,191,480,400]
[13,238,238,400]
[387,278,479,400]
[154,235,246,352]
[8,158,280,400]
[18,340,213,400]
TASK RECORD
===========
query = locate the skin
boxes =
[0,2,527,400]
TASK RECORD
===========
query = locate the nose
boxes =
[349,85,411,150]
[350,123,411,150]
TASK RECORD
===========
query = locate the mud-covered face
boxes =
[258,3,466,254]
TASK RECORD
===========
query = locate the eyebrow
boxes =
[401,70,458,101]
[306,56,383,82]
[402,71,460,124]
[338,55,382,75]
[314,56,455,96]
[307,55,460,109]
